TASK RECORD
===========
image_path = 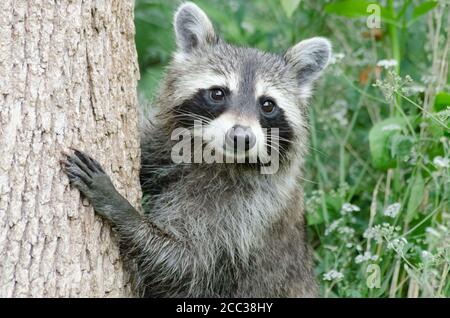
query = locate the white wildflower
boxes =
[355,251,379,264]
[421,74,437,85]
[323,270,344,281]
[364,223,399,243]
[338,226,355,236]
[421,251,431,260]
[325,219,343,236]
[384,203,401,218]
[377,59,398,69]
[433,156,449,169]
[341,203,360,215]
[240,21,255,34]
[329,52,345,65]
[331,100,349,126]
[426,227,441,238]
[387,237,408,252]
[405,84,425,95]
[436,108,450,123]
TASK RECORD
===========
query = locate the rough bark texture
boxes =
[0,0,141,297]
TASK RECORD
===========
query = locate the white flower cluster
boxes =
[377,59,398,69]
[404,84,425,95]
[306,190,324,213]
[325,219,342,236]
[329,52,345,65]
[384,203,401,218]
[426,227,441,237]
[338,226,356,237]
[421,74,438,85]
[330,100,349,126]
[373,70,413,101]
[364,223,400,243]
[425,224,449,246]
[421,246,448,266]
[433,156,449,169]
[387,237,408,253]
[323,270,344,282]
[421,251,432,261]
[355,251,379,264]
[341,203,361,215]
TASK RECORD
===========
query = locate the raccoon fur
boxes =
[62,2,332,297]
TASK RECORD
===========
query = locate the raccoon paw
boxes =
[61,149,120,219]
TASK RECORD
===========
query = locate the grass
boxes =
[135,0,449,297]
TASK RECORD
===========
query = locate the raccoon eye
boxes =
[209,88,226,102]
[261,99,276,114]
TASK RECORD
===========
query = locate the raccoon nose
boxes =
[225,125,256,151]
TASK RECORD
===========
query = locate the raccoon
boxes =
[62,2,331,297]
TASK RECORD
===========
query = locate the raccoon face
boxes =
[164,2,331,166]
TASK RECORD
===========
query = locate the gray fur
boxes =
[284,37,332,85]
[174,2,217,53]
[63,2,331,297]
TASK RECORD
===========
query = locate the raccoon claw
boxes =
[68,148,105,174]
[62,150,104,187]
[61,149,120,219]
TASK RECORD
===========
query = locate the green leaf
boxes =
[306,208,324,226]
[407,1,438,27]
[324,1,394,20]
[325,0,374,18]
[325,194,344,216]
[406,173,425,223]
[369,117,408,170]
[412,1,438,20]
[390,135,414,159]
[434,92,450,112]
[280,0,301,18]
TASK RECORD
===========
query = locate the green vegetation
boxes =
[135,0,449,297]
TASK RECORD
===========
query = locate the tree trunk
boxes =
[0,0,141,297]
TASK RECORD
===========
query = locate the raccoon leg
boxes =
[61,149,141,224]
[61,150,193,296]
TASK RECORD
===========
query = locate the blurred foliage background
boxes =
[135,0,449,297]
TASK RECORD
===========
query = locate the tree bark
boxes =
[0,0,141,297]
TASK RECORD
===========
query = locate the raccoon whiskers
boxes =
[171,109,214,125]
[263,141,288,162]
[171,112,213,125]
[274,136,295,145]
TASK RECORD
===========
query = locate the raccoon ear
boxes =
[174,2,217,53]
[284,37,332,85]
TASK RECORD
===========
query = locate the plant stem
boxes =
[437,262,449,297]
[310,106,330,224]
[387,0,400,74]
[339,78,370,185]
[387,0,402,110]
